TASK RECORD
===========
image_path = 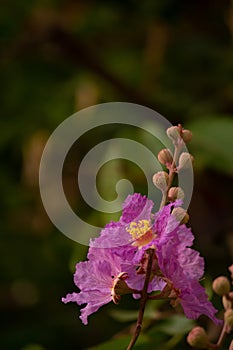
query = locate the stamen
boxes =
[126,220,155,248]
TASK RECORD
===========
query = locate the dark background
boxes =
[1,1,233,349]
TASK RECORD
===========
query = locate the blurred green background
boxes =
[1,0,233,349]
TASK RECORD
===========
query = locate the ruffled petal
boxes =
[121,193,154,223]
[180,281,222,325]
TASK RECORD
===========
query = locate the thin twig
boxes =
[126,249,154,350]
[216,323,227,348]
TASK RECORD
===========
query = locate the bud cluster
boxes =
[62,119,231,350]
[187,266,233,349]
[212,269,233,335]
[152,124,193,221]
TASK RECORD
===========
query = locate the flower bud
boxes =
[172,207,189,224]
[212,276,231,296]
[168,187,185,201]
[166,126,181,143]
[224,309,233,332]
[187,327,209,349]
[178,152,194,170]
[152,171,169,192]
[222,295,232,310]
[181,129,192,143]
[229,340,233,350]
[158,148,173,167]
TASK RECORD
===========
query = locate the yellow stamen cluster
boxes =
[126,220,155,248]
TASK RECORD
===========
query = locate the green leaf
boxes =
[109,299,165,322]
[157,314,195,335]
[109,309,139,322]
[187,116,233,175]
[21,345,45,350]
[85,334,148,350]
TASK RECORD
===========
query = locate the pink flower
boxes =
[63,193,221,325]
[62,250,131,325]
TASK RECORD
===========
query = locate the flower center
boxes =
[126,220,155,248]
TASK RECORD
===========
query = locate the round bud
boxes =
[178,152,194,170]
[182,129,192,143]
[168,187,185,201]
[224,309,233,332]
[152,171,169,192]
[158,148,173,167]
[172,207,189,224]
[166,126,181,143]
[212,276,231,296]
[187,327,209,349]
